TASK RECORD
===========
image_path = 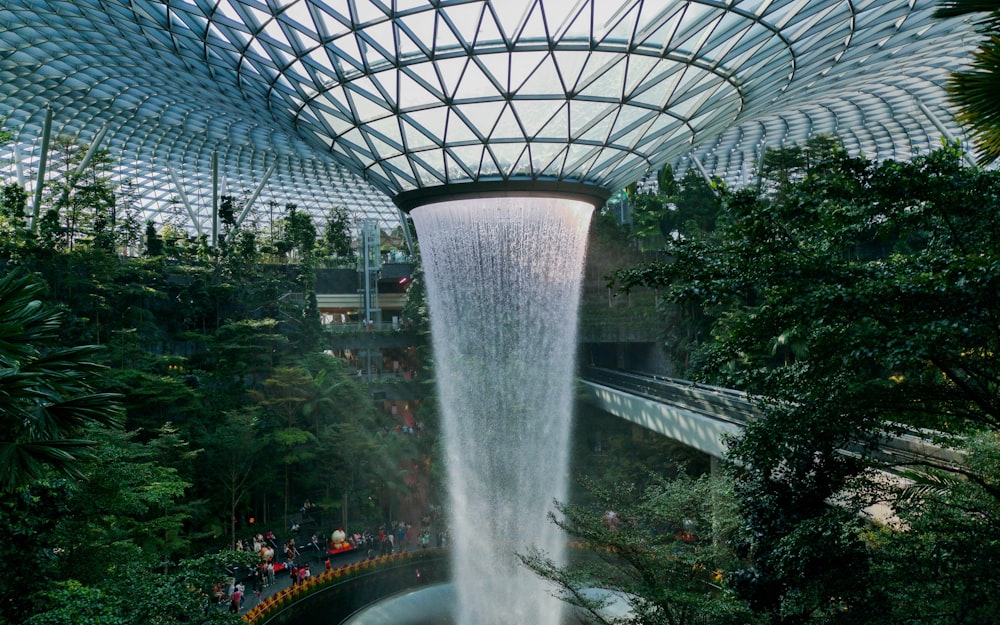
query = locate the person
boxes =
[229,588,243,614]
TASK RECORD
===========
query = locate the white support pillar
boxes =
[30,106,53,231]
[396,207,415,255]
[211,151,219,246]
[13,143,26,188]
[915,99,978,167]
[235,160,277,229]
[688,154,720,196]
[58,123,111,207]
[167,167,203,236]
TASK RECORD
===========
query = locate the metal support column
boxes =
[211,151,219,246]
[235,160,277,228]
[30,106,53,231]
[167,167,204,236]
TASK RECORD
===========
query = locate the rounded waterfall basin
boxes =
[339,584,635,625]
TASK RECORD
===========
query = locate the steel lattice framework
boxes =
[0,0,982,234]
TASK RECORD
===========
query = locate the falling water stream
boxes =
[409,196,593,625]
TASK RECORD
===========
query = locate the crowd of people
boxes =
[216,512,447,615]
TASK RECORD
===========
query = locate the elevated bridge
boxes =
[579,367,963,471]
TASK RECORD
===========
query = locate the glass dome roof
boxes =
[0,0,981,231]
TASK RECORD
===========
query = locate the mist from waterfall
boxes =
[410,196,593,625]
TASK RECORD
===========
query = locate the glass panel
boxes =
[491,104,524,140]
[445,109,483,144]
[434,56,469,99]
[512,99,566,138]
[447,144,485,175]
[516,54,564,97]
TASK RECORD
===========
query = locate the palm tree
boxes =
[936,1,1000,163]
[0,269,123,491]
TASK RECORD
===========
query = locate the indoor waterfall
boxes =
[410,196,594,625]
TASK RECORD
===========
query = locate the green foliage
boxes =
[936,1,1000,164]
[321,204,356,264]
[612,139,1000,623]
[521,471,758,625]
[0,270,124,491]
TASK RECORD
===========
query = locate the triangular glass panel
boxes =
[437,1,483,49]
[611,115,656,150]
[487,142,524,177]
[509,50,549,94]
[366,132,403,160]
[535,103,570,140]
[528,140,566,174]
[563,142,602,173]
[551,0,588,39]
[350,0,387,26]
[623,54,661,97]
[432,11,465,55]
[337,127,375,159]
[473,52,511,94]
[367,115,405,150]
[455,100,505,136]
[445,109,483,144]
[396,17,432,58]
[443,150,473,183]
[633,7,684,51]
[479,146,503,177]
[357,24,396,69]
[402,107,449,143]
[594,0,641,46]
[577,109,616,145]
[381,154,418,188]
[453,56,503,100]
[398,67,444,109]
[346,86,394,124]
[609,104,655,141]
[506,145,532,177]
[577,53,628,100]
[491,103,524,141]
[512,98,566,138]
[539,145,568,177]
[446,144,484,177]
[569,100,615,138]
[410,149,447,185]
[331,32,366,70]
[551,49,591,94]
[491,0,534,43]
[516,54,564,97]
[514,0,549,43]
[476,4,508,46]
[433,56,468,100]
[317,84,353,117]
[400,116,438,151]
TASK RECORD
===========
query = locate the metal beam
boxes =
[396,208,415,255]
[211,151,219,246]
[167,167,203,236]
[58,123,111,207]
[235,160,277,229]
[30,106,53,231]
[13,142,26,188]
[688,154,720,196]
[915,99,978,167]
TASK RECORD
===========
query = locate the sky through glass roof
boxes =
[0,1,982,234]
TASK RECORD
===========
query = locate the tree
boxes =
[520,472,759,625]
[321,204,356,264]
[0,269,124,491]
[613,140,1000,623]
[203,408,269,549]
[936,1,1000,164]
